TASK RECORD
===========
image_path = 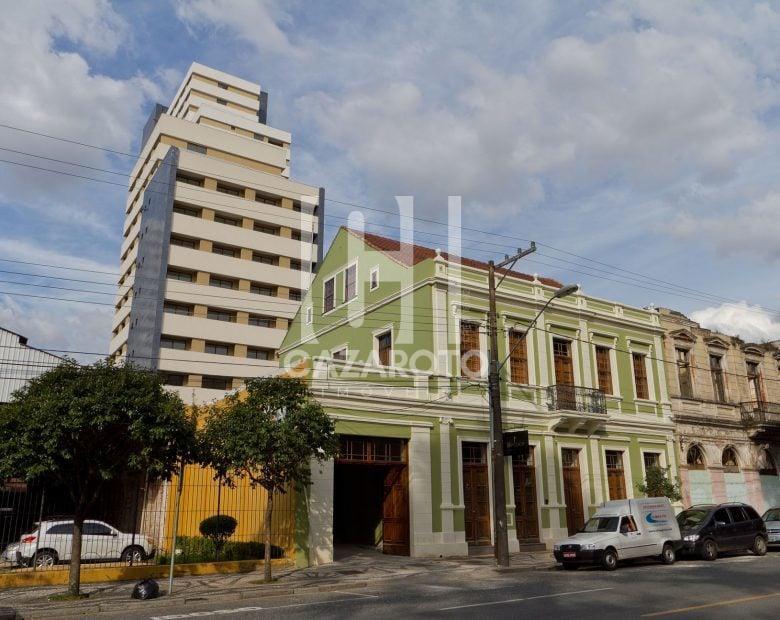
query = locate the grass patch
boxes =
[48,593,90,601]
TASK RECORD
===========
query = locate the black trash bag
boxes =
[132,579,160,600]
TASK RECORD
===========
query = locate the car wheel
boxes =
[34,550,57,568]
[121,546,145,565]
[751,536,767,556]
[562,563,578,571]
[701,539,718,561]
[661,543,676,565]
[602,548,618,571]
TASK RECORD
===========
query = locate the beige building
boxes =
[659,308,780,513]
[109,63,323,402]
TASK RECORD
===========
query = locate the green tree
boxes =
[0,360,195,597]
[199,514,238,558]
[200,376,338,582]
[637,465,683,502]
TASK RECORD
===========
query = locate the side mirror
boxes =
[112,531,118,537]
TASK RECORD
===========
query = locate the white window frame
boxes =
[640,449,667,482]
[343,260,358,303]
[331,345,348,361]
[369,266,380,291]
[628,342,655,402]
[372,325,394,367]
[592,342,619,397]
[305,306,313,325]
[323,276,336,315]
[601,444,635,500]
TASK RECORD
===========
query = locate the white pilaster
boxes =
[307,457,334,566]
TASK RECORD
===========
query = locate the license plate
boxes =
[563,552,576,558]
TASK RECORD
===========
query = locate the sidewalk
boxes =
[1,547,555,618]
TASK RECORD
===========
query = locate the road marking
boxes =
[641,591,780,617]
[330,590,380,598]
[438,587,614,611]
[150,593,380,619]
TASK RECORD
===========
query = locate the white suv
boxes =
[16,519,155,568]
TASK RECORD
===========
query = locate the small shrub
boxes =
[199,515,238,556]
[157,536,284,565]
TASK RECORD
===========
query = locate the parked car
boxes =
[677,503,767,560]
[553,498,682,571]
[763,508,780,546]
[1,541,19,564]
[14,519,155,568]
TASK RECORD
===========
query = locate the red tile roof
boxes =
[345,228,562,288]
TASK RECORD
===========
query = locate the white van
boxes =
[553,498,681,571]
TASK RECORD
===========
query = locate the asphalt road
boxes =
[108,550,780,619]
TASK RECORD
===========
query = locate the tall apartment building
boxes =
[109,63,323,402]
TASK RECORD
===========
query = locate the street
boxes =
[95,551,779,619]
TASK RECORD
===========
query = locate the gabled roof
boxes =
[345,228,562,288]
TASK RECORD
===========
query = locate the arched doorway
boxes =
[685,444,712,505]
[758,449,780,511]
[722,446,747,504]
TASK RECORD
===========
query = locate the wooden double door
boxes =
[462,442,491,546]
[562,448,585,535]
[512,449,539,542]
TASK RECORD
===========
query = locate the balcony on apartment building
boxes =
[740,400,780,438]
[546,384,607,433]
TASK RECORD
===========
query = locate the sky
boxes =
[1,0,779,360]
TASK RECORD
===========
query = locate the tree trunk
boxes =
[263,490,274,583]
[68,511,85,597]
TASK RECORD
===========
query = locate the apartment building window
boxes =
[305,307,313,325]
[508,330,529,384]
[216,98,228,105]
[214,214,241,226]
[253,132,265,141]
[595,346,613,395]
[213,244,238,258]
[290,259,302,271]
[217,81,228,89]
[251,283,276,297]
[686,444,706,470]
[255,193,280,206]
[254,222,279,235]
[370,268,379,291]
[292,202,302,213]
[161,373,186,386]
[289,289,302,302]
[252,252,278,265]
[167,269,194,282]
[676,348,693,399]
[323,277,335,313]
[344,264,357,301]
[291,230,302,241]
[207,308,236,322]
[709,354,726,402]
[632,353,649,400]
[163,302,193,316]
[332,347,347,361]
[175,173,204,187]
[247,348,273,360]
[248,315,274,327]
[210,276,238,290]
[747,361,762,402]
[205,341,233,356]
[160,337,188,350]
[186,142,207,154]
[170,235,197,249]
[202,376,231,390]
[376,331,392,366]
[216,183,242,196]
[460,321,481,377]
[722,447,740,473]
[643,452,661,471]
[173,203,201,217]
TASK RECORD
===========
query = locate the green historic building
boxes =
[281,227,678,564]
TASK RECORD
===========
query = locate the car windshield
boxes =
[763,509,780,522]
[677,508,710,528]
[581,516,619,533]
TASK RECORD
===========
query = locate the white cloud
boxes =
[174,0,302,58]
[674,191,780,263]
[0,0,162,211]
[691,302,780,343]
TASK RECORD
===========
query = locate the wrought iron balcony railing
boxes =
[740,401,780,427]
[547,384,607,415]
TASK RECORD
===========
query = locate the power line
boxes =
[1,120,772,315]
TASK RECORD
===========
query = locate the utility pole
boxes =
[487,242,536,567]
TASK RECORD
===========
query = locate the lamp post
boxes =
[487,247,577,568]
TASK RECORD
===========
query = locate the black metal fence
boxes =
[0,467,296,574]
[547,384,607,414]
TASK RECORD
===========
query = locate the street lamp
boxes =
[486,249,578,567]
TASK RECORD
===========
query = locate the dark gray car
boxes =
[677,503,767,560]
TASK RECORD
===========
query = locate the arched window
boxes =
[758,449,778,476]
[686,444,706,470]
[722,447,740,472]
